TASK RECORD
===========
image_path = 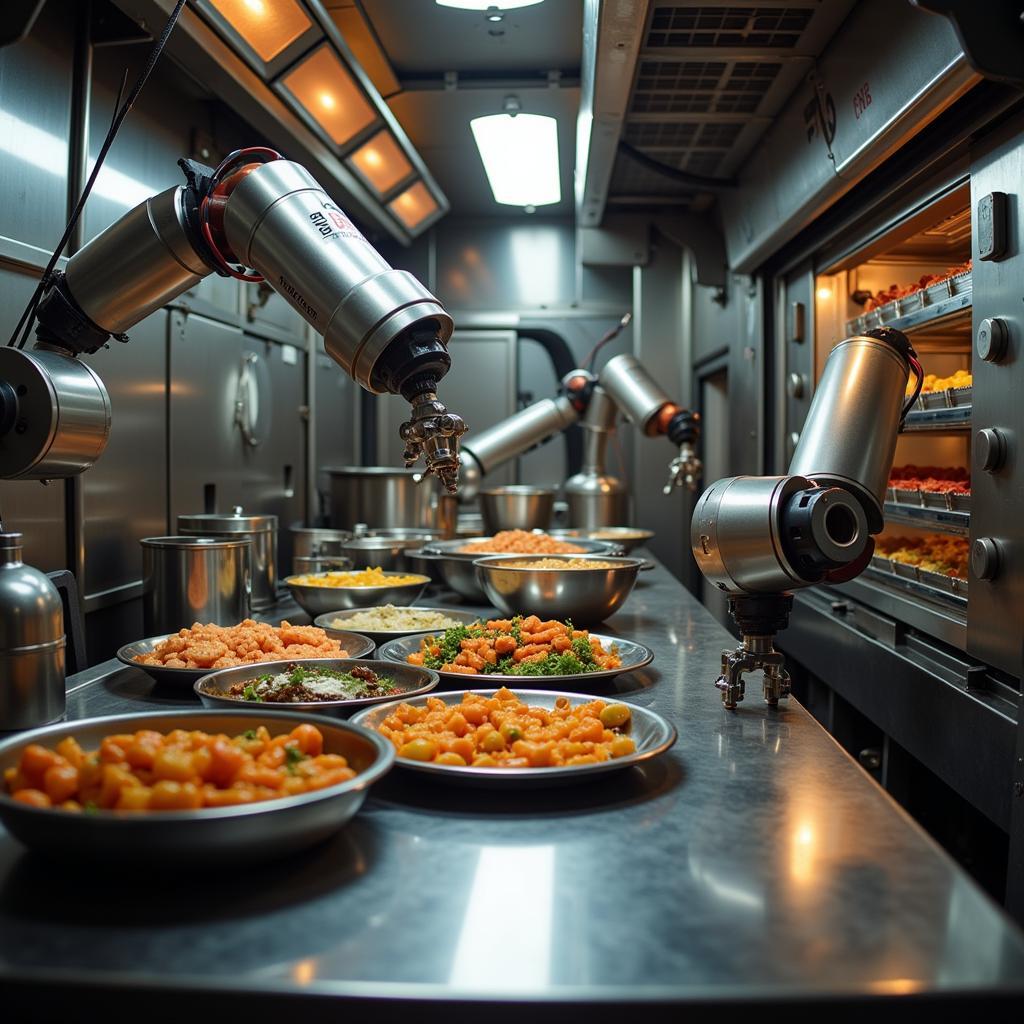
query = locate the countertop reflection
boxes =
[3,559,1023,1015]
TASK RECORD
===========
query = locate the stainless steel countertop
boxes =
[2,559,1023,1018]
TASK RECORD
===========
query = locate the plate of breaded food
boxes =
[118,620,376,688]
[377,615,653,689]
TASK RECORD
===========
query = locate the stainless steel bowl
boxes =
[551,526,655,554]
[314,606,482,646]
[117,630,376,688]
[480,486,555,534]
[474,554,643,623]
[415,536,622,602]
[195,659,439,715]
[338,535,436,573]
[0,709,394,865]
[284,572,430,615]
[351,690,676,788]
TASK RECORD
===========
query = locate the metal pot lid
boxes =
[177,507,278,532]
[140,535,252,549]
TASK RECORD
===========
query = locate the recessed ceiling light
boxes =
[436,1,545,10]
[470,112,560,208]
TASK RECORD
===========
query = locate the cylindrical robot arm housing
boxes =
[690,326,913,709]
[28,152,466,490]
[459,394,578,501]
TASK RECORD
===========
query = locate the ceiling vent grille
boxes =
[603,1,851,206]
[646,6,815,48]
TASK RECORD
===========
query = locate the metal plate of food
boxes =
[314,607,482,646]
[0,709,394,864]
[351,689,676,788]
[117,628,376,688]
[377,630,654,689]
[194,659,439,715]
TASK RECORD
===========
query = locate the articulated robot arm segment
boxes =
[691,326,916,709]
[597,354,702,493]
[13,150,465,490]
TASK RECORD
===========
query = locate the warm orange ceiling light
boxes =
[208,0,311,63]
[388,182,438,230]
[351,130,413,196]
[282,45,376,146]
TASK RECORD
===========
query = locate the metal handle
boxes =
[235,352,262,448]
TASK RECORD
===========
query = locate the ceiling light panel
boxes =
[389,182,440,230]
[350,130,413,196]
[470,113,560,207]
[436,1,545,10]
[207,0,312,63]
[281,44,377,146]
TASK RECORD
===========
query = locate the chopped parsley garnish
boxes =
[242,684,263,703]
[241,729,258,740]
[284,746,308,774]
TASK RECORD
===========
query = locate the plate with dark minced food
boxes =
[194,659,440,716]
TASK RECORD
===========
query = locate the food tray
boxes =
[846,271,972,335]
[916,385,972,411]
[377,631,654,689]
[866,559,968,600]
[350,690,676,788]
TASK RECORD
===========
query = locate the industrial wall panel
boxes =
[782,263,814,465]
[244,282,306,337]
[168,310,247,524]
[435,219,576,311]
[81,313,168,597]
[0,0,74,252]
[314,350,358,520]
[239,334,307,574]
[632,248,688,580]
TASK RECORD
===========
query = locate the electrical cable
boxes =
[7,0,187,349]
[900,353,925,424]
[583,313,632,372]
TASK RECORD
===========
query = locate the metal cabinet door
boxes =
[375,330,518,486]
[168,311,247,523]
[239,335,308,573]
[81,312,169,598]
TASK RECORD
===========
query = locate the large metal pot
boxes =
[480,486,555,534]
[140,536,251,635]
[328,467,442,531]
[291,526,352,559]
[178,508,278,610]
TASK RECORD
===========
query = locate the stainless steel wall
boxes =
[0,1,318,661]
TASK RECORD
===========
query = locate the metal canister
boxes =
[141,536,252,635]
[177,509,278,609]
[0,532,65,730]
[328,467,440,530]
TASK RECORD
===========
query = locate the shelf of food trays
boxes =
[867,535,969,606]
[884,466,970,532]
[902,401,971,431]
[846,263,971,336]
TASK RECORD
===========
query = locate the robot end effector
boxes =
[17,150,465,490]
[691,327,919,709]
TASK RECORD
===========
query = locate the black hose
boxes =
[617,140,737,192]
[516,328,583,478]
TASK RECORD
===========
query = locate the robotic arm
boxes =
[691,327,917,709]
[1,149,466,490]
[458,351,701,503]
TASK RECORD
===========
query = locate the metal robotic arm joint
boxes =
[5,148,466,489]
